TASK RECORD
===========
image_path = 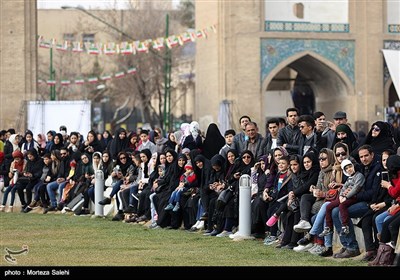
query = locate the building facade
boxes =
[0,0,194,133]
[195,0,400,134]
[0,0,37,131]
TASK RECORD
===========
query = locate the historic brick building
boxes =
[195,0,400,134]
[0,0,37,130]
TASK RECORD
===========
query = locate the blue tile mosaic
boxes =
[261,39,355,84]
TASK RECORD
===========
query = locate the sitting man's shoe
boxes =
[297,233,312,246]
[361,250,377,262]
[23,206,33,213]
[164,203,174,211]
[98,197,112,205]
[43,206,56,214]
[339,225,350,236]
[319,247,333,257]
[112,212,125,221]
[57,202,65,211]
[20,205,28,213]
[28,200,38,209]
[334,248,361,259]
[74,208,90,216]
[319,227,333,237]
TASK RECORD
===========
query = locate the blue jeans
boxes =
[168,189,184,204]
[33,181,44,201]
[310,201,332,247]
[46,181,67,207]
[196,200,204,220]
[375,211,391,233]
[2,185,18,206]
[332,201,369,251]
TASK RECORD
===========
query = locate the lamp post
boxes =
[49,47,56,100]
[163,14,172,132]
[61,6,172,132]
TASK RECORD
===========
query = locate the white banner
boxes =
[382,49,400,99]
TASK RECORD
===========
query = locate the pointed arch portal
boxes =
[261,39,355,121]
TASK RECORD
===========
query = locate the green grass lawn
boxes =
[0,212,365,267]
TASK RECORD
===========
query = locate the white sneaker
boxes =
[293,220,312,233]
[0,205,5,212]
[263,235,278,246]
[293,243,314,252]
[196,220,205,230]
[6,206,13,213]
[309,244,325,255]
[192,220,200,229]
[216,231,233,237]
[307,243,318,252]
[229,231,241,239]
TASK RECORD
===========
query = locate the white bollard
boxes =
[94,170,104,217]
[232,174,255,240]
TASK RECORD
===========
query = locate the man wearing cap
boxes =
[323,111,350,149]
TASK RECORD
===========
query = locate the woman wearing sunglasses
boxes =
[359,121,396,157]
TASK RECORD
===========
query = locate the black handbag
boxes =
[17,176,31,185]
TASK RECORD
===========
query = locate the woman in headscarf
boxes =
[210,150,254,236]
[108,128,129,161]
[333,124,358,154]
[153,149,178,228]
[357,121,396,157]
[202,123,226,160]
[251,153,273,238]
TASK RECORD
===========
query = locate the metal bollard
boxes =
[231,174,254,240]
[94,170,104,217]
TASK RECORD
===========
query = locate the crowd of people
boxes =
[0,108,399,266]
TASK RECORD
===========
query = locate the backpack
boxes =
[368,243,395,266]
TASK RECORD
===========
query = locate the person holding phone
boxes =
[355,149,394,261]
[374,154,400,241]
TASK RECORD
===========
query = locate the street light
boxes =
[61,5,172,132]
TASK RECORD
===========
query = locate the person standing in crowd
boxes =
[233,115,251,155]
[202,123,226,160]
[277,108,301,155]
[219,129,236,160]
[261,118,280,156]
